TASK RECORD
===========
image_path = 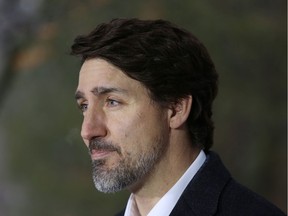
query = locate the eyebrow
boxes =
[75,86,128,100]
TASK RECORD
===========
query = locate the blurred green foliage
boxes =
[0,0,286,215]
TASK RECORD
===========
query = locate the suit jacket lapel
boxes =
[170,152,231,216]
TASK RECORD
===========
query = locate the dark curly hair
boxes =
[71,18,218,150]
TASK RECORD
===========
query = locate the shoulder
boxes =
[217,178,286,215]
[172,151,286,216]
[202,152,286,215]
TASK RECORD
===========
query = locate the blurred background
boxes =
[0,0,286,215]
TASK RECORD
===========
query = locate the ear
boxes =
[168,96,192,129]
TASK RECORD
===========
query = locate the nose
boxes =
[81,108,107,144]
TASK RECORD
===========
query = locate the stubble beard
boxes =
[91,136,166,193]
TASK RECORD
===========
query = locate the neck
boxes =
[128,130,201,216]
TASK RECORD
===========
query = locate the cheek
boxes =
[108,108,144,134]
[107,105,168,150]
[106,112,148,155]
[115,113,144,141]
[125,112,167,146]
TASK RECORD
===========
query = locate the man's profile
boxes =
[71,18,285,216]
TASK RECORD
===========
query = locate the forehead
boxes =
[77,58,148,96]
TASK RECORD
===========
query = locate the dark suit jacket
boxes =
[116,151,286,216]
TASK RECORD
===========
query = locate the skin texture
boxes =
[76,58,199,215]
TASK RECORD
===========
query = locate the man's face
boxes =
[75,59,170,193]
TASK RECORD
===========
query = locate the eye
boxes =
[106,98,120,107]
[78,103,88,112]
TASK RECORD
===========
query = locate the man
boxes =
[71,18,285,216]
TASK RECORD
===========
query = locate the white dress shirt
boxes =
[124,150,206,216]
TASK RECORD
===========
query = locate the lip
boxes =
[90,149,114,160]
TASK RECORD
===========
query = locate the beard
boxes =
[90,136,166,193]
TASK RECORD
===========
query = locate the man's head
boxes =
[71,18,218,193]
[72,18,218,150]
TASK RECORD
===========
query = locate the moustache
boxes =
[88,139,121,155]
